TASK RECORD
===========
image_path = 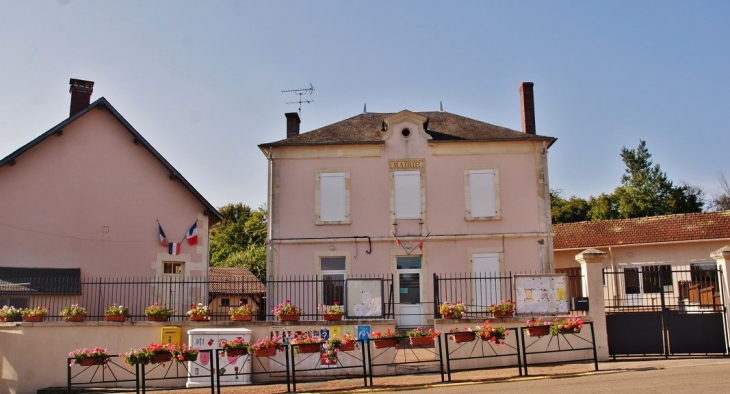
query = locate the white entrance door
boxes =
[472,253,501,312]
[396,256,423,327]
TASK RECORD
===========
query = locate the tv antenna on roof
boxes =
[282,83,315,115]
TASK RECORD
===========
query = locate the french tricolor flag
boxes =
[168,242,181,255]
[158,223,169,247]
[185,221,198,246]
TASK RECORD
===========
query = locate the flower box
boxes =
[78,356,109,366]
[225,348,248,357]
[64,315,85,322]
[278,314,300,322]
[449,332,476,344]
[296,343,321,354]
[559,327,581,335]
[253,346,277,357]
[105,315,126,322]
[372,338,398,349]
[190,315,209,322]
[339,342,356,352]
[322,313,343,321]
[526,326,550,337]
[181,353,198,362]
[492,311,513,318]
[231,314,252,321]
[22,315,44,323]
[148,316,169,322]
[152,353,172,363]
[409,336,434,346]
[441,312,460,319]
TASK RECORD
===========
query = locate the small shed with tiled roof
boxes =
[208,267,265,318]
[552,211,730,269]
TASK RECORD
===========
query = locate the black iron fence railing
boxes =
[603,267,725,312]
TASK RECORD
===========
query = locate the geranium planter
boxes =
[296,343,321,354]
[152,353,172,363]
[148,316,169,322]
[278,314,300,322]
[372,338,398,349]
[0,316,15,322]
[181,353,198,362]
[339,342,356,352]
[559,328,581,335]
[231,314,253,321]
[253,347,277,357]
[441,312,461,319]
[492,311,513,318]
[449,332,476,344]
[526,326,550,337]
[409,337,434,346]
[78,356,109,366]
[21,315,44,323]
[105,315,126,322]
[190,315,209,321]
[322,313,343,321]
[225,348,248,357]
[64,315,85,322]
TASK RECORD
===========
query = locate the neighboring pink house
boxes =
[259,82,557,326]
[0,79,222,282]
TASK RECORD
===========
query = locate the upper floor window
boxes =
[316,169,350,224]
[465,168,500,220]
[394,170,422,219]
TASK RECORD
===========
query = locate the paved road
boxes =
[375,358,730,394]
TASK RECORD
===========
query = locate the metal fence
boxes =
[603,266,725,312]
[433,271,585,318]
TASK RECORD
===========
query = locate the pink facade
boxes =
[0,80,220,279]
[261,87,556,326]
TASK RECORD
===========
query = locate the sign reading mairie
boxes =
[389,159,424,170]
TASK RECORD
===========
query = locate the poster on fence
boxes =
[514,274,569,314]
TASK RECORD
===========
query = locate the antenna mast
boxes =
[281,83,315,116]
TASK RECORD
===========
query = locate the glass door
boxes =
[396,256,422,327]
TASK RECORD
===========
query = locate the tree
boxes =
[612,140,703,218]
[550,140,704,223]
[209,203,267,282]
[550,190,590,224]
[709,170,730,211]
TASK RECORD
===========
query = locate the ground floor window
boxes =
[321,257,346,306]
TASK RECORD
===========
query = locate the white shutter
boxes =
[469,169,496,217]
[320,172,346,221]
[394,171,421,219]
[472,253,501,309]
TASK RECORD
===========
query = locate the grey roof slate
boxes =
[259,111,556,147]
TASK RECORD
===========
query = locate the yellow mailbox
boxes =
[161,326,182,345]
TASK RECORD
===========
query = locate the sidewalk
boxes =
[145,356,730,394]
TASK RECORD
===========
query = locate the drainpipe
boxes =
[542,141,554,272]
[266,147,274,317]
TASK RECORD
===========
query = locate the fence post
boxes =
[711,246,730,348]
[576,248,610,361]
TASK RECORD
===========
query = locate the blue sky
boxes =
[1,1,728,209]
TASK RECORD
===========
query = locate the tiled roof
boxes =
[259,111,556,147]
[553,211,730,250]
[208,267,265,294]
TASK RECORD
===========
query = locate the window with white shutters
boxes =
[466,168,499,220]
[394,170,422,219]
[316,170,350,224]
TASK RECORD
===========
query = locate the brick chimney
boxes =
[285,112,300,138]
[519,82,536,135]
[69,78,95,117]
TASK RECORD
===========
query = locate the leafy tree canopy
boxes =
[209,203,267,282]
[551,140,704,223]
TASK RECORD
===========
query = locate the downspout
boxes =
[542,141,554,272]
[265,146,274,320]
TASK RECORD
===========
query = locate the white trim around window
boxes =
[315,168,351,225]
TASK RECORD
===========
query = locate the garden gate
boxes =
[604,266,728,357]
